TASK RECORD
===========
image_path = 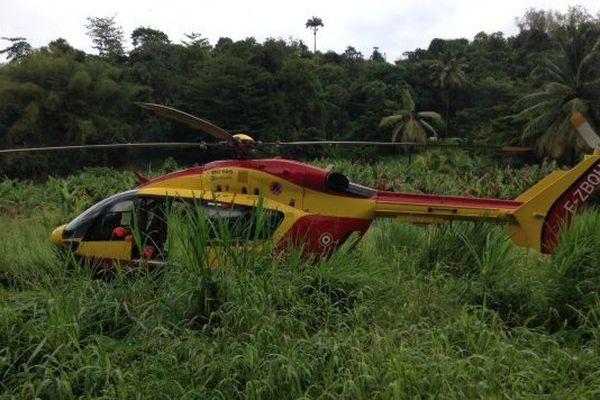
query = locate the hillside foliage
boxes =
[0,7,599,176]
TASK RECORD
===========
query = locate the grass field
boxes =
[2,151,600,398]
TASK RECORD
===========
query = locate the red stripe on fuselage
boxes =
[141,158,524,210]
[139,166,204,187]
[375,191,523,209]
[278,214,372,254]
[140,158,363,198]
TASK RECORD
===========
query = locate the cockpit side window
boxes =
[203,202,283,242]
[64,190,137,239]
[84,199,135,241]
[163,198,284,244]
[74,192,284,251]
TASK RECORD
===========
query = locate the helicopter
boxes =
[2,103,600,266]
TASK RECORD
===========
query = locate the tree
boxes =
[181,32,210,48]
[516,6,597,37]
[0,37,32,62]
[516,8,560,33]
[429,58,467,137]
[305,16,324,53]
[0,48,145,175]
[427,38,468,59]
[131,27,170,48]
[379,88,443,142]
[369,47,385,62]
[342,46,363,61]
[517,22,600,160]
[85,15,125,59]
[128,27,178,104]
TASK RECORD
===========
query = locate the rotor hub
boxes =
[233,133,255,143]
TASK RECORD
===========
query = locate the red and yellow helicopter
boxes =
[3,104,599,265]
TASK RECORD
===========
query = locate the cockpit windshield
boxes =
[63,190,137,239]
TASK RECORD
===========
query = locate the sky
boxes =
[1,0,599,62]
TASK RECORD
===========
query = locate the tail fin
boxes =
[509,113,600,253]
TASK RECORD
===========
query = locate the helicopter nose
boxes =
[51,225,66,246]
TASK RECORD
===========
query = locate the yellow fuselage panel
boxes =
[140,168,376,220]
[136,187,304,244]
[77,240,132,261]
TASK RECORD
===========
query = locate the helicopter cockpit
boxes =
[62,190,137,241]
[53,190,285,266]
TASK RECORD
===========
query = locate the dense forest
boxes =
[0,6,599,175]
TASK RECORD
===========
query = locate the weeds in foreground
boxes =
[2,155,600,398]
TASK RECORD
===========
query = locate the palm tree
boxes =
[518,23,600,160]
[429,58,467,138]
[379,88,443,142]
[305,17,324,53]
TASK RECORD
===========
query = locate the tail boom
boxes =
[373,152,600,253]
[374,191,522,223]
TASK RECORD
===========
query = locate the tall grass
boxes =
[2,154,600,398]
[313,149,556,199]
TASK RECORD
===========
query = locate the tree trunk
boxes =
[313,31,317,53]
[445,90,450,139]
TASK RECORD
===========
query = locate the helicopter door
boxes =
[203,201,284,265]
[133,197,168,264]
[77,198,135,263]
[160,198,284,266]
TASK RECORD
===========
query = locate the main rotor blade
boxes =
[0,142,219,154]
[571,112,600,150]
[265,140,533,153]
[138,102,234,142]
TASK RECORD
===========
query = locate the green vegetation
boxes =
[518,18,600,159]
[1,4,600,397]
[2,152,600,398]
[305,17,324,53]
[379,88,442,142]
[427,57,468,138]
[1,6,599,177]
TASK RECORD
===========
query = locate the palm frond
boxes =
[419,119,438,138]
[379,113,408,128]
[578,49,600,80]
[417,111,443,122]
[537,59,570,85]
[391,123,404,142]
[545,81,576,96]
[403,118,426,142]
[583,77,600,90]
[400,88,415,112]
[518,99,559,117]
[522,111,561,142]
[516,90,555,107]
[561,97,588,114]
[381,86,448,143]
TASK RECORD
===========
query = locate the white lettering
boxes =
[563,163,600,215]
[575,187,588,203]
[588,173,600,186]
[564,200,576,214]
[581,181,595,195]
